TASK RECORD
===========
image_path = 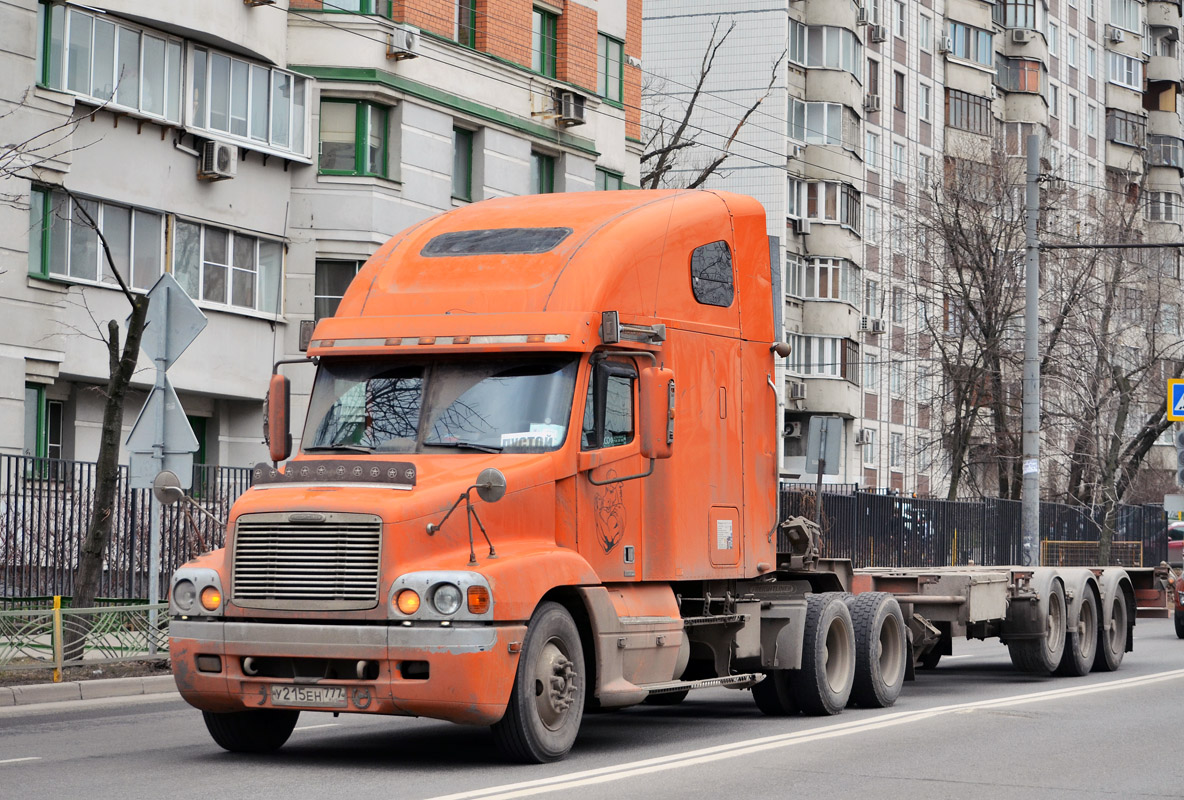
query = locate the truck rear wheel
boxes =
[1007,579,1067,675]
[846,593,906,708]
[1093,588,1129,672]
[1055,588,1098,677]
[752,670,797,716]
[491,601,585,763]
[793,593,855,716]
[202,709,300,753]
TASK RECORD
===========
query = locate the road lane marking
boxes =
[427,667,1184,800]
[294,723,340,731]
[0,757,41,765]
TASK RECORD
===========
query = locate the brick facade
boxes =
[482,0,533,69]
[624,0,641,140]
[402,0,456,39]
[556,2,596,92]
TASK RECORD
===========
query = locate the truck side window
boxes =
[690,240,734,307]
[581,361,636,450]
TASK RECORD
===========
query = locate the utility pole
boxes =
[1022,134,1041,567]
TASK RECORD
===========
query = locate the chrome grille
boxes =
[231,512,382,610]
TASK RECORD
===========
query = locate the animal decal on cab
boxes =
[594,473,625,554]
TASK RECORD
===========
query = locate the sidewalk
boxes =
[0,675,178,707]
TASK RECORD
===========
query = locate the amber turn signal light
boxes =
[467,585,490,614]
[199,586,222,611]
[396,589,421,615]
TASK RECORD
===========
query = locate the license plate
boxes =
[270,685,348,708]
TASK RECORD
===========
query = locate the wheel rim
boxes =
[1106,595,1126,654]
[1046,590,1066,657]
[532,637,577,731]
[824,617,853,693]
[877,614,905,687]
[1077,598,1097,660]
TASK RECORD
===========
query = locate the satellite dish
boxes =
[152,470,186,505]
[474,468,507,503]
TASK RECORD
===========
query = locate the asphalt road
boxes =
[3,617,1182,800]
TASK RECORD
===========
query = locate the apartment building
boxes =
[0,0,641,470]
[645,0,1183,498]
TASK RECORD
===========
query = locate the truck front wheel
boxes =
[202,709,300,753]
[492,601,586,763]
[793,593,855,715]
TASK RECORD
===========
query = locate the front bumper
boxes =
[169,619,526,725]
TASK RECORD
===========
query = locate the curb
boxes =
[0,675,178,707]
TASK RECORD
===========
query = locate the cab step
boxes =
[641,672,764,695]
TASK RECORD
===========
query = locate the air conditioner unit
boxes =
[792,217,812,235]
[198,140,237,181]
[988,84,998,99]
[871,24,888,43]
[555,91,587,127]
[855,428,873,446]
[788,381,807,400]
[864,93,882,112]
[387,25,420,60]
[871,318,887,333]
[1010,28,1034,45]
[856,7,869,25]
[1107,25,1125,44]
[785,421,803,438]
[938,36,954,54]
[789,143,805,160]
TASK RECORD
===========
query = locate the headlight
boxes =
[172,579,197,611]
[431,583,463,615]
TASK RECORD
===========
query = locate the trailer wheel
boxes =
[1007,580,1067,675]
[846,593,907,708]
[202,709,300,753]
[793,593,855,715]
[1054,588,1098,677]
[491,601,585,763]
[1093,588,1129,672]
[752,671,798,716]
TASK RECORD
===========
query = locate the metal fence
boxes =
[0,602,168,674]
[779,488,1168,569]
[0,455,251,600]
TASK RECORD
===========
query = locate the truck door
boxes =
[576,357,644,581]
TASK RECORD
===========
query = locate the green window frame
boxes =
[314,0,392,15]
[456,0,477,48]
[597,34,623,104]
[24,384,64,479]
[319,99,388,177]
[531,151,555,194]
[595,168,623,191]
[532,8,557,77]
[452,127,474,201]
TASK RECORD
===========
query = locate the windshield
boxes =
[302,355,579,455]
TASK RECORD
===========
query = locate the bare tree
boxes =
[641,18,784,189]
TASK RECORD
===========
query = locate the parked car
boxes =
[1169,520,1184,569]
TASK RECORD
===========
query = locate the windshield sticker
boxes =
[500,423,564,450]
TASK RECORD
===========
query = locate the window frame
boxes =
[456,0,477,47]
[596,168,624,190]
[582,359,637,451]
[531,150,556,194]
[597,33,624,105]
[532,7,558,78]
[452,126,475,201]
[172,219,284,316]
[319,99,389,178]
[314,259,363,321]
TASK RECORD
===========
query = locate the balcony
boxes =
[1147,134,1184,170]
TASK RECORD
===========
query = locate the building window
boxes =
[320,100,388,177]
[863,428,877,464]
[788,19,806,66]
[315,260,362,320]
[1068,95,1078,128]
[532,8,558,77]
[452,127,474,201]
[946,22,993,67]
[456,0,477,47]
[789,100,856,147]
[890,360,904,396]
[992,0,1040,29]
[789,335,860,383]
[173,221,283,314]
[894,71,905,111]
[806,26,863,79]
[1147,192,1182,223]
[1148,135,1184,168]
[865,131,880,169]
[919,14,931,50]
[1107,108,1146,148]
[805,181,861,230]
[997,57,1046,94]
[597,34,623,104]
[24,384,64,478]
[596,168,623,190]
[28,187,164,290]
[1048,22,1059,57]
[867,58,880,98]
[945,89,993,135]
[889,431,903,468]
[865,279,879,318]
[892,142,906,181]
[785,253,804,297]
[864,205,880,243]
[317,0,392,13]
[41,5,182,123]
[891,287,904,323]
[1110,0,1140,33]
[1087,104,1098,138]
[1107,52,1143,91]
[531,151,555,194]
[919,83,931,121]
[192,47,308,157]
[1087,46,1097,78]
[864,356,879,389]
[893,0,906,38]
[1049,84,1059,117]
[803,257,860,305]
[1067,34,1077,68]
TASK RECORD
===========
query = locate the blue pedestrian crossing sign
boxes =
[1170,380,1184,421]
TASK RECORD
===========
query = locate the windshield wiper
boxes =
[303,444,372,454]
[438,440,503,453]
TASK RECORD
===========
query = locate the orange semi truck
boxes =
[168,190,1142,763]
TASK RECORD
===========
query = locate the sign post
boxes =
[124,275,206,647]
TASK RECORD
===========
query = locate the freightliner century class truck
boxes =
[167,190,1146,763]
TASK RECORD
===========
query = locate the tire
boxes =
[793,593,855,716]
[1055,588,1098,677]
[644,688,690,706]
[752,670,797,716]
[1007,579,1067,676]
[1093,588,1129,672]
[846,593,907,708]
[491,602,586,763]
[917,649,942,670]
[202,709,300,753]
[1175,610,1184,640]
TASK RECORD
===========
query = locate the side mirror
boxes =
[639,367,675,460]
[266,373,292,463]
[474,468,507,503]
